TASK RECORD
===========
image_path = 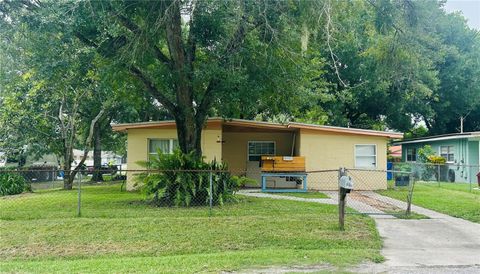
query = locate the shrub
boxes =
[427,155,446,164]
[136,150,240,207]
[0,172,28,196]
[416,145,447,181]
[417,145,435,163]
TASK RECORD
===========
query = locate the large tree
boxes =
[42,0,312,157]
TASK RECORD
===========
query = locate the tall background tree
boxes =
[2,0,480,177]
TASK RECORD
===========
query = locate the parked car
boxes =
[86,164,118,175]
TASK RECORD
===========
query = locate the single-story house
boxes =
[112,118,402,190]
[395,132,480,183]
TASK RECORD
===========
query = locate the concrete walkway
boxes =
[238,190,480,271]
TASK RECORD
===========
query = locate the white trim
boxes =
[405,147,417,162]
[247,141,276,162]
[439,145,455,163]
[148,138,177,156]
[354,144,377,169]
[395,134,480,145]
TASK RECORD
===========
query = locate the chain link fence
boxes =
[0,168,252,219]
[0,165,423,219]
[390,161,480,193]
[343,168,415,217]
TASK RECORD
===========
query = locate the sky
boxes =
[443,0,480,30]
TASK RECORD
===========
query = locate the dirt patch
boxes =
[349,192,403,213]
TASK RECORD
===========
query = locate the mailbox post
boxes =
[338,168,354,231]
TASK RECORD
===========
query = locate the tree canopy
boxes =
[1,0,480,166]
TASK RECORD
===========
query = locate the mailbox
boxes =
[339,175,354,193]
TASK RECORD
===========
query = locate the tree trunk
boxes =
[63,148,74,190]
[175,114,202,157]
[91,123,103,182]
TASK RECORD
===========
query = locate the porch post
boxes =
[261,175,266,192]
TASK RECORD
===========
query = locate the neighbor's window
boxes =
[406,148,417,162]
[248,141,275,161]
[149,139,178,157]
[440,145,455,162]
[355,144,377,168]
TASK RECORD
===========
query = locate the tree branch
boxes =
[186,0,198,67]
[196,79,218,123]
[129,66,176,113]
[74,31,98,48]
[116,14,172,67]
[70,107,106,178]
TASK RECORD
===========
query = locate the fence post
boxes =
[338,167,347,231]
[437,164,440,187]
[51,169,55,189]
[406,172,415,216]
[209,170,213,216]
[77,172,82,217]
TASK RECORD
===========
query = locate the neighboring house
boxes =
[72,149,124,167]
[395,132,480,183]
[112,118,402,190]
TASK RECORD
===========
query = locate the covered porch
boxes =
[219,121,306,190]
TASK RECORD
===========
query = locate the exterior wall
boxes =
[125,126,222,189]
[401,139,472,183]
[221,131,294,172]
[468,141,479,183]
[124,125,391,191]
[299,129,388,190]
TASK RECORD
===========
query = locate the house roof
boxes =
[112,118,403,138]
[394,132,480,145]
[389,145,402,157]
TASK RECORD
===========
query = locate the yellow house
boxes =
[112,118,402,190]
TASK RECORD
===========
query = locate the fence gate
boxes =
[342,168,415,216]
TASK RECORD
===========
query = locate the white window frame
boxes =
[148,138,178,157]
[406,147,417,162]
[354,144,377,169]
[247,141,276,162]
[439,145,455,163]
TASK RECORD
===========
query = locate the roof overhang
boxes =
[287,122,403,138]
[394,133,480,145]
[112,118,403,139]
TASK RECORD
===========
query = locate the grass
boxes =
[379,181,480,223]
[270,191,330,199]
[0,183,382,273]
[384,210,429,220]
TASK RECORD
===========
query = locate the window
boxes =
[355,144,377,168]
[149,139,178,157]
[248,141,275,161]
[406,148,417,162]
[440,145,455,162]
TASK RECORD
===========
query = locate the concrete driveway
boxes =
[239,190,480,272]
[374,205,480,268]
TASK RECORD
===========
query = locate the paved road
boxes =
[238,190,480,272]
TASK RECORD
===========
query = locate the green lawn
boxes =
[0,184,382,273]
[271,191,330,199]
[378,182,480,223]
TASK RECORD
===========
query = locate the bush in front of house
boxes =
[0,171,28,196]
[417,145,447,181]
[136,150,240,207]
